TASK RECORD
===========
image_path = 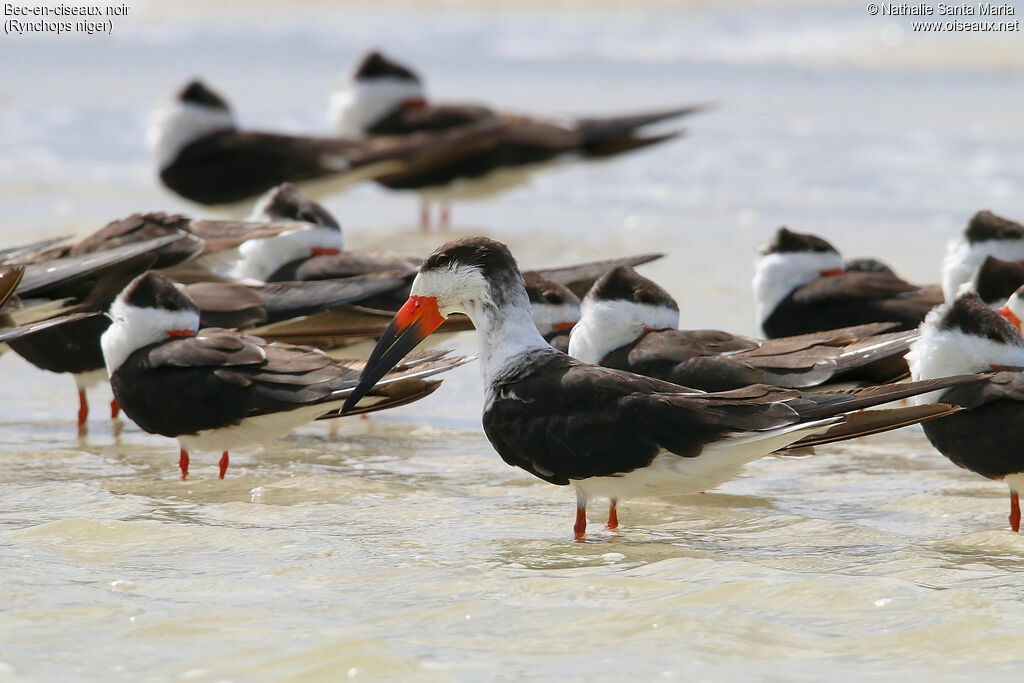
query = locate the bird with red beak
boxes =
[344,237,976,540]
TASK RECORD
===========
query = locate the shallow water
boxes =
[3,1,1024,680]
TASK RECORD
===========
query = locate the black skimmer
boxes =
[237,251,654,352]
[101,271,468,479]
[963,255,1024,307]
[754,227,942,339]
[4,236,189,433]
[232,182,663,299]
[906,291,1024,531]
[0,266,106,345]
[524,272,580,353]
[328,51,706,230]
[571,265,914,391]
[942,210,1024,302]
[228,184,364,282]
[12,209,337,286]
[342,236,973,539]
[150,79,497,210]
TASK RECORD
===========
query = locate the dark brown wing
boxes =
[161,132,371,205]
[184,282,268,329]
[600,329,766,391]
[163,124,502,205]
[278,253,419,282]
[765,276,942,337]
[252,275,410,323]
[184,274,409,329]
[17,234,191,299]
[528,254,665,298]
[483,353,800,483]
[186,219,322,253]
[368,103,497,135]
[69,213,203,268]
[931,370,1024,410]
[792,272,926,304]
[112,330,355,438]
[0,312,104,344]
[743,323,896,356]
[0,266,25,309]
[483,352,979,485]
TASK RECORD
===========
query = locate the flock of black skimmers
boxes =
[5,51,1024,540]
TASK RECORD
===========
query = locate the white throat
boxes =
[752,250,844,324]
[412,266,551,388]
[232,226,342,282]
[147,100,235,169]
[942,237,1024,302]
[569,299,680,364]
[101,301,201,375]
[328,78,425,137]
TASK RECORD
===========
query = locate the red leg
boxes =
[179,448,189,480]
[439,202,451,231]
[574,505,587,540]
[606,500,619,530]
[419,199,431,232]
[110,398,120,420]
[1010,492,1020,532]
[77,389,89,432]
[218,451,229,480]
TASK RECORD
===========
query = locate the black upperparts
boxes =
[939,291,1024,346]
[353,51,420,83]
[964,210,1024,244]
[122,271,199,314]
[587,265,678,311]
[422,236,519,280]
[763,227,839,255]
[259,183,340,229]
[177,80,230,111]
[974,255,1024,304]
[524,272,579,307]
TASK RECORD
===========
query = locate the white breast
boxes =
[752,250,844,325]
[569,299,679,364]
[942,238,1024,302]
[147,101,234,169]
[328,78,425,137]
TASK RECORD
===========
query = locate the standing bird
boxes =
[328,51,706,230]
[906,292,1024,531]
[4,234,197,432]
[342,237,973,539]
[150,80,498,210]
[753,227,942,338]
[101,271,469,480]
[942,210,1024,302]
[571,265,915,391]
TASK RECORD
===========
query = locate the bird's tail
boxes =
[575,103,711,157]
[785,403,961,450]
